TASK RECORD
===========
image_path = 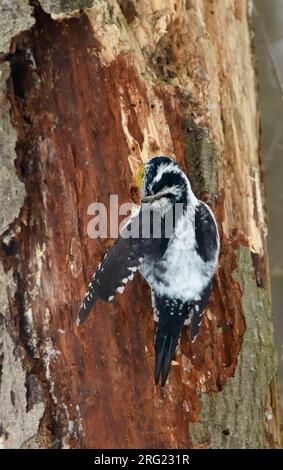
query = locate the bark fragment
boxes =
[190,246,277,448]
[0,1,35,55]
[0,328,45,449]
[39,1,94,18]
[0,63,26,236]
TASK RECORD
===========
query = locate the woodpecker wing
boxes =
[187,201,219,341]
[195,201,219,262]
[78,203,172,325]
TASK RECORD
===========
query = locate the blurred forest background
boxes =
[254,0,283,414]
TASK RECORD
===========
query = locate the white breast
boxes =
[139,205,218,302]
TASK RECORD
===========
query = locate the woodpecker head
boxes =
[136,156,196,206]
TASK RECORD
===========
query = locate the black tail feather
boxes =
[77,290,97,326]
[154,334,167,385]
[154,330,179,386]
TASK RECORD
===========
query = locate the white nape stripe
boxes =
[153,162,181,184]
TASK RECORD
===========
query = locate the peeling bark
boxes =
[0,0,281,449]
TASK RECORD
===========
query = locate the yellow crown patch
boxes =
[136,164,144,190]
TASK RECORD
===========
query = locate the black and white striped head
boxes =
[137,156,197,206]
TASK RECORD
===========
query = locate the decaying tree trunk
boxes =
[0,0,281,449]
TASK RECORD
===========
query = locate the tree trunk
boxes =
[0,0,281,449]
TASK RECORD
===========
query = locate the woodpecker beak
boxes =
[141,195,154,203]
[142,190,169,204]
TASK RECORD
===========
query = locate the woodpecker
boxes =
[78,156,220,385]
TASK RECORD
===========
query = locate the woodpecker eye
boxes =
[136,164,144,190]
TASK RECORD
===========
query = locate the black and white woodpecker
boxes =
[78,156,220,386]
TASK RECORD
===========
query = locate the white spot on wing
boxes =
[117,286,124,294]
